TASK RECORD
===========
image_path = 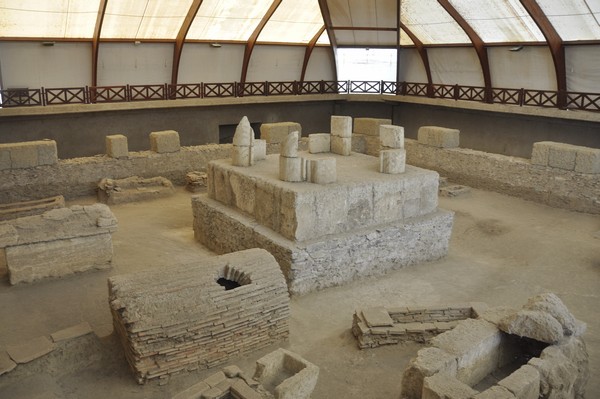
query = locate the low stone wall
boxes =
[108,248,290,384]
[0,140,58,170]
[0,195,65,221]
[404,139,600,214]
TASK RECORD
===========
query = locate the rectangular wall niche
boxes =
[108,248,290,384]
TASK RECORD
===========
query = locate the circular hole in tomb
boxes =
[217,277,242,290]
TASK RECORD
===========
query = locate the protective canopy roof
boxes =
[0,0,599,45]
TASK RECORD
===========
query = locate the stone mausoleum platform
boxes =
[192,151,454,295]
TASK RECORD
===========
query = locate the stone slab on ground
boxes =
[362,307,394,328]
[0,351,16,375]
[439,185,471,197]
[97,176,175,205]
[0,195,65,222]
[353,118,392,137]
[6,336,55,364]
[51,322,93,343]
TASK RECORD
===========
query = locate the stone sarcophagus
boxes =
[108,248,290,384]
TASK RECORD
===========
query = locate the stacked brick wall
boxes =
[108,249,290,384]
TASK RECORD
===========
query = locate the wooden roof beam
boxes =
[318,0,338,81]
[300,26,326,82]
[92,0,108,87]
[171,0,204,85]
[438,0,492,102]
[240,0,282,85]
[398,0,432,92]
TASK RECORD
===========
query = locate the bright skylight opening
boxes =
[336,48,397,81]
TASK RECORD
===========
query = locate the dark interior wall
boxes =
[392,103,600,158]
[0,101,334,159]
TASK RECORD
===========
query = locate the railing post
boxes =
[519,88,525,107]
[557,90,567,110]
[453,84,459,100]
[264,81,269,96]
[427,83,434,98]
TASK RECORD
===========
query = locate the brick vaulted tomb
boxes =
[192,116,454,295]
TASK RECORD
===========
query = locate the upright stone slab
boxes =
[260,122,302,144]
[380,125,404,149]
[232,116,255,167]
[253,139,267,162]
[0,140,58,170]
[331,116,352,138]
[150,130,180,153]
[331,136,352,156]
[280,156,303,182]
[281,131,299,158]
[308,133,331,154]
[417,126,460,148]
[309,157,336,184]
[380,149,406,174]
[354,118,392,137]
[108,248,290,384]
[106,134,129,159]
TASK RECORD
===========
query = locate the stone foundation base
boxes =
[192,194,454,295]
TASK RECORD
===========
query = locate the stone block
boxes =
[574,146,600,174]
[172,381,210,399]
[331,115,352,138]
[231,380,261,399]
[229,172,256,214]
[7,233,113,285]
[422,373,477,399]
[105,134,129,159]
[186,171,208,193]
[253,139,267,162]
[379,149,406,174]
[233,116,255,147]
[362,307,394,328]
[417,126,460,148]
[308,133,331,154]
[380,124,404,149]
[0,149,10,170]
[400,347,458,399]
[354,118,392,136]
[530,142,552,166]
[232,145,254,167]
[497,364,540,399]
[36,140,59,166]
[260,122,301,144]
[548,143,577,170]
[0,351,17,376]
[522,293,577,336]
[473,386,516,399]
[281,131,299,158]
[6,336,55,364]
[279,156,303,182]
[0,195,65,222]
[98,176,174,205]
[9,142,39,169]
[51,322,93,343]
[309,157,336,184]
[150,130,180,153]
[498,309,564,344]
[254,348,319,399]
[330,136,352,156]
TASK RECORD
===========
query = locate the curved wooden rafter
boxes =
[300,26,326,82]
[318,0,338,81]
[92,0,108,87]
[171,0,204,85]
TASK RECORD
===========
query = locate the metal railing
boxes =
[1,80,599,113]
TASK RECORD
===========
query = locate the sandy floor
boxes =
[0,186,598,398]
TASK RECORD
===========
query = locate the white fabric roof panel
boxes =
[400,0,471,45]
[537,0,600,42]
[447,0,545,43]
[327,0,396,28]
[258,0,324,44]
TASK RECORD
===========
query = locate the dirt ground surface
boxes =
[0,185,598,398]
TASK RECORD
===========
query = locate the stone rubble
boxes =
[105,134,129,159]
[0,195,65,221]
[185,171,208,192]
[97,176,174,205]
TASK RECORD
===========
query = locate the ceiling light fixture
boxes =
[210,43,222,48]
[509,45,524,52]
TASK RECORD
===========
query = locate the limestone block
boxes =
[379,149,406,174]
[400,347,458,399]
[478,307,519,326]
[229,172,256,215]
[497,364,540,399]
[98,176,174,205]
[106,134,129,159]
[51,322,93,343]
[186,171,208,193]
[36,140,59,166]
[331,115,352,138]
[8,142,38,169]
[253,139,267,162]
[308,133,331,154]
[548,143,577,170]
[150,130,180,153]
[522,293,577,336]
[422,373,477,399]
[233,116,255,147]
[473,386,516,399]
[431,319,505,386]
[253,348,319,399]
[575,146,600,174]
[330,136,352,156]
[7,233,113,285]
[0,351,16,375]
[1,140,58,168]
[279,156,303,182]
[498,309,564,344]
[380,125,405,149]
[172,381,210,399]
[281,131,299,158]
[354,118,392,136]
[362,307,393,328]
[231,380,261,399]
[309,157,336,184]
[6,336,55,364]
[417,126,460,148]
[232,145,254,167]
[530,142,552,166]
[0,149,10,170]
[260,122,301,144]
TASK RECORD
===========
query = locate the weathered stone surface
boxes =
[331,115,352,138]
[473,386,515,399]
[380,124,404,149]
[105,134,128,159]
[362,307,394,328]
[380,149,406,174]
[352,133,381,156]
[253,348,319,399]
[498,309,564,344]
[233,116,255,147]
[0,351,17,375]
[253,139,267,162]
[232,145,254,167]
[497,364,540,399]
[51,322,93,343]
[309,157,336,184]
[417,126,460,148]
[308,133,331,154]
[260,122,301,144]
[281,131,299,158]
[0,140,58,170]
[548,143,577,171]
[231,379,262,399]
[6,336,55,364]
[530,142,551,166]
[97,176,174,204]
[108,248,289,384]
[422,372,477,399]
[354,118,392,137]
[574,146,600,173]
[439,185,471,197]
[522,293,577,336]
[185,171,208,193]
[171,381,210,399]
[0,195,65,222]
[330,136,352,156]
[150,130,180,153]
[400,347,458,399]
[478,307,518,327]
[279,156,303,182]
